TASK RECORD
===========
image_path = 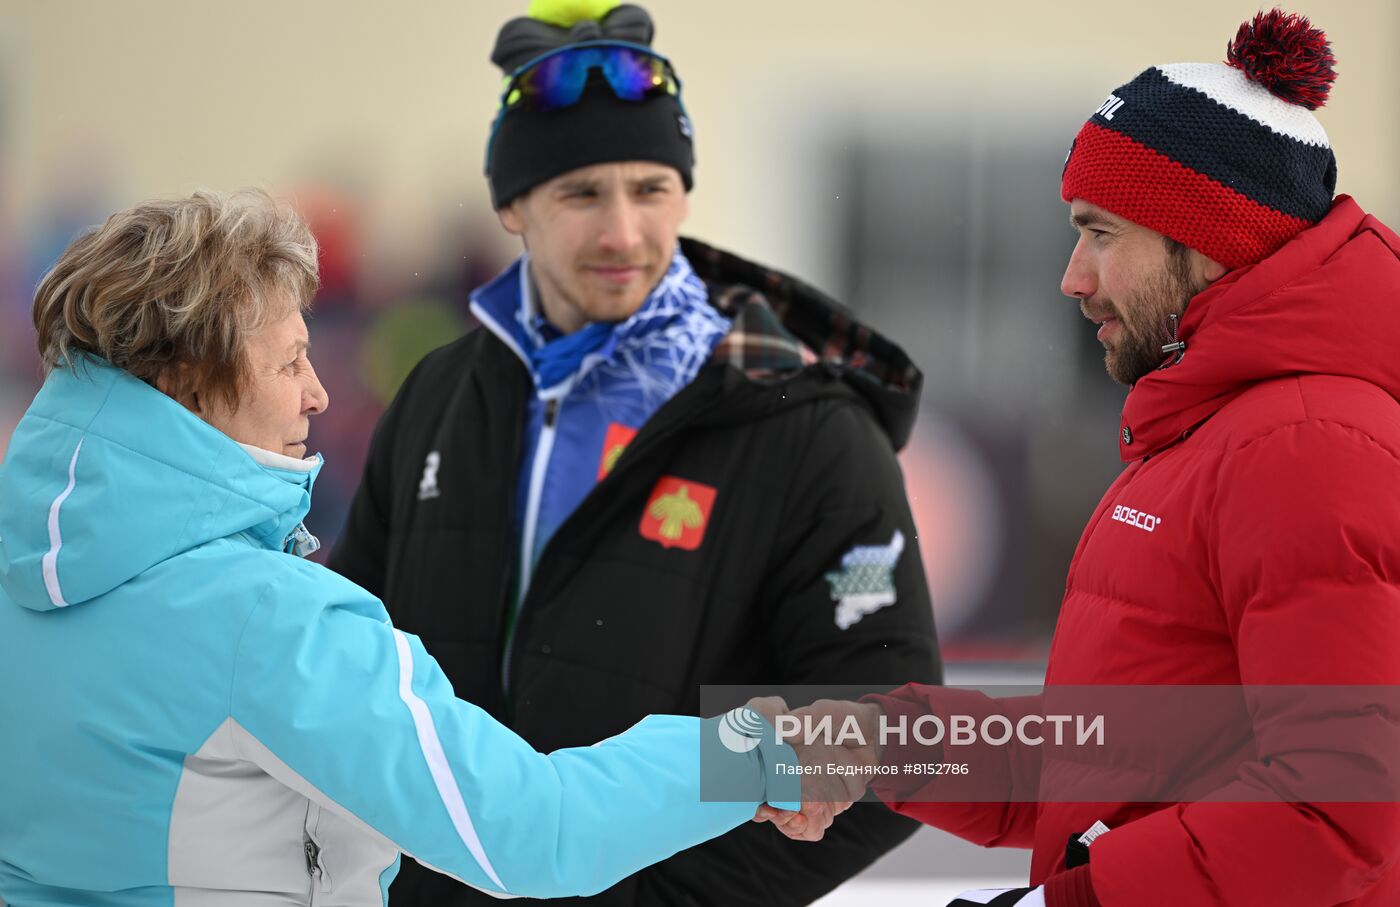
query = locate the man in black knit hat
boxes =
[330,3,940,903]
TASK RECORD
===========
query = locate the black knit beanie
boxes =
[486,2,694,208]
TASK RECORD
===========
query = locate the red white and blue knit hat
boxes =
[1061,9,1338,270]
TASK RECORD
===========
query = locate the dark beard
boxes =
[1107,252,1205,386]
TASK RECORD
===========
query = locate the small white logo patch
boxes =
[1111,504,1161,533]
[827,530,905,630]
[1078,820,1112,847]
[418,451,441,501]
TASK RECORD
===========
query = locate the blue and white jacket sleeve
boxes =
[226,570,796,899]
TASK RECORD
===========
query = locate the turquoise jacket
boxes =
[0,359,795,906]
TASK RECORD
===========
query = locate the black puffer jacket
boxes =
[330,238,942,905]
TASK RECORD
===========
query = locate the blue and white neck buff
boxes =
[470,245,731,594]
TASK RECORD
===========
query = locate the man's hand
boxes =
[785,698,883,804]
[792,698,884,760]
[742,695,790,729]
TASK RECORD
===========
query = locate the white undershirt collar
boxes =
[238,442,319,474]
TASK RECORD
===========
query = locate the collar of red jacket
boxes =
[1117,195,1400,461]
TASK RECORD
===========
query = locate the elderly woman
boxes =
[0,189,806,905]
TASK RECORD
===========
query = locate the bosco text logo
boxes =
[1112,504,1161,533]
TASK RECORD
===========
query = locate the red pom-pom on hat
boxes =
[1226,8,1337,109]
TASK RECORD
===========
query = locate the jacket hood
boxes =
[0,358,321,612]
[680,237,924,449]
[1120,196,1400,461]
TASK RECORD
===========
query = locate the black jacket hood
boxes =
[681,237,924,450]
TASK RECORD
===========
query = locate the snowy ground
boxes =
[815,879,1025,906]
[810,822,1030,905]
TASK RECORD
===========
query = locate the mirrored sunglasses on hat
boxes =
[497,40,681,113]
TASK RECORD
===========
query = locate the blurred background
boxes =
[2,1,1396,899]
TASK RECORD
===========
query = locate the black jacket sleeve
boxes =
[326,348,437,600]
[759,399,941,687]
[326,408,396,598]
[633,398,942,905]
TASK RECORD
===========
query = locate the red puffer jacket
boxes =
[875,196,1400,906]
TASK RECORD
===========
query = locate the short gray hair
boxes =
[32,188,319,409]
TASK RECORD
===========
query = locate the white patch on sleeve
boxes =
[826,530,905,630]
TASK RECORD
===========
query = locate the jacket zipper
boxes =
[304,837,331,899]
[501,370,732,697]
[502,393,562,692]
[1159,313,1187,367]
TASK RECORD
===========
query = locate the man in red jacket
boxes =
[762,10,1400,907]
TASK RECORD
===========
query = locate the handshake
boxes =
[739,696,1049,907]
[743,696,885,842]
